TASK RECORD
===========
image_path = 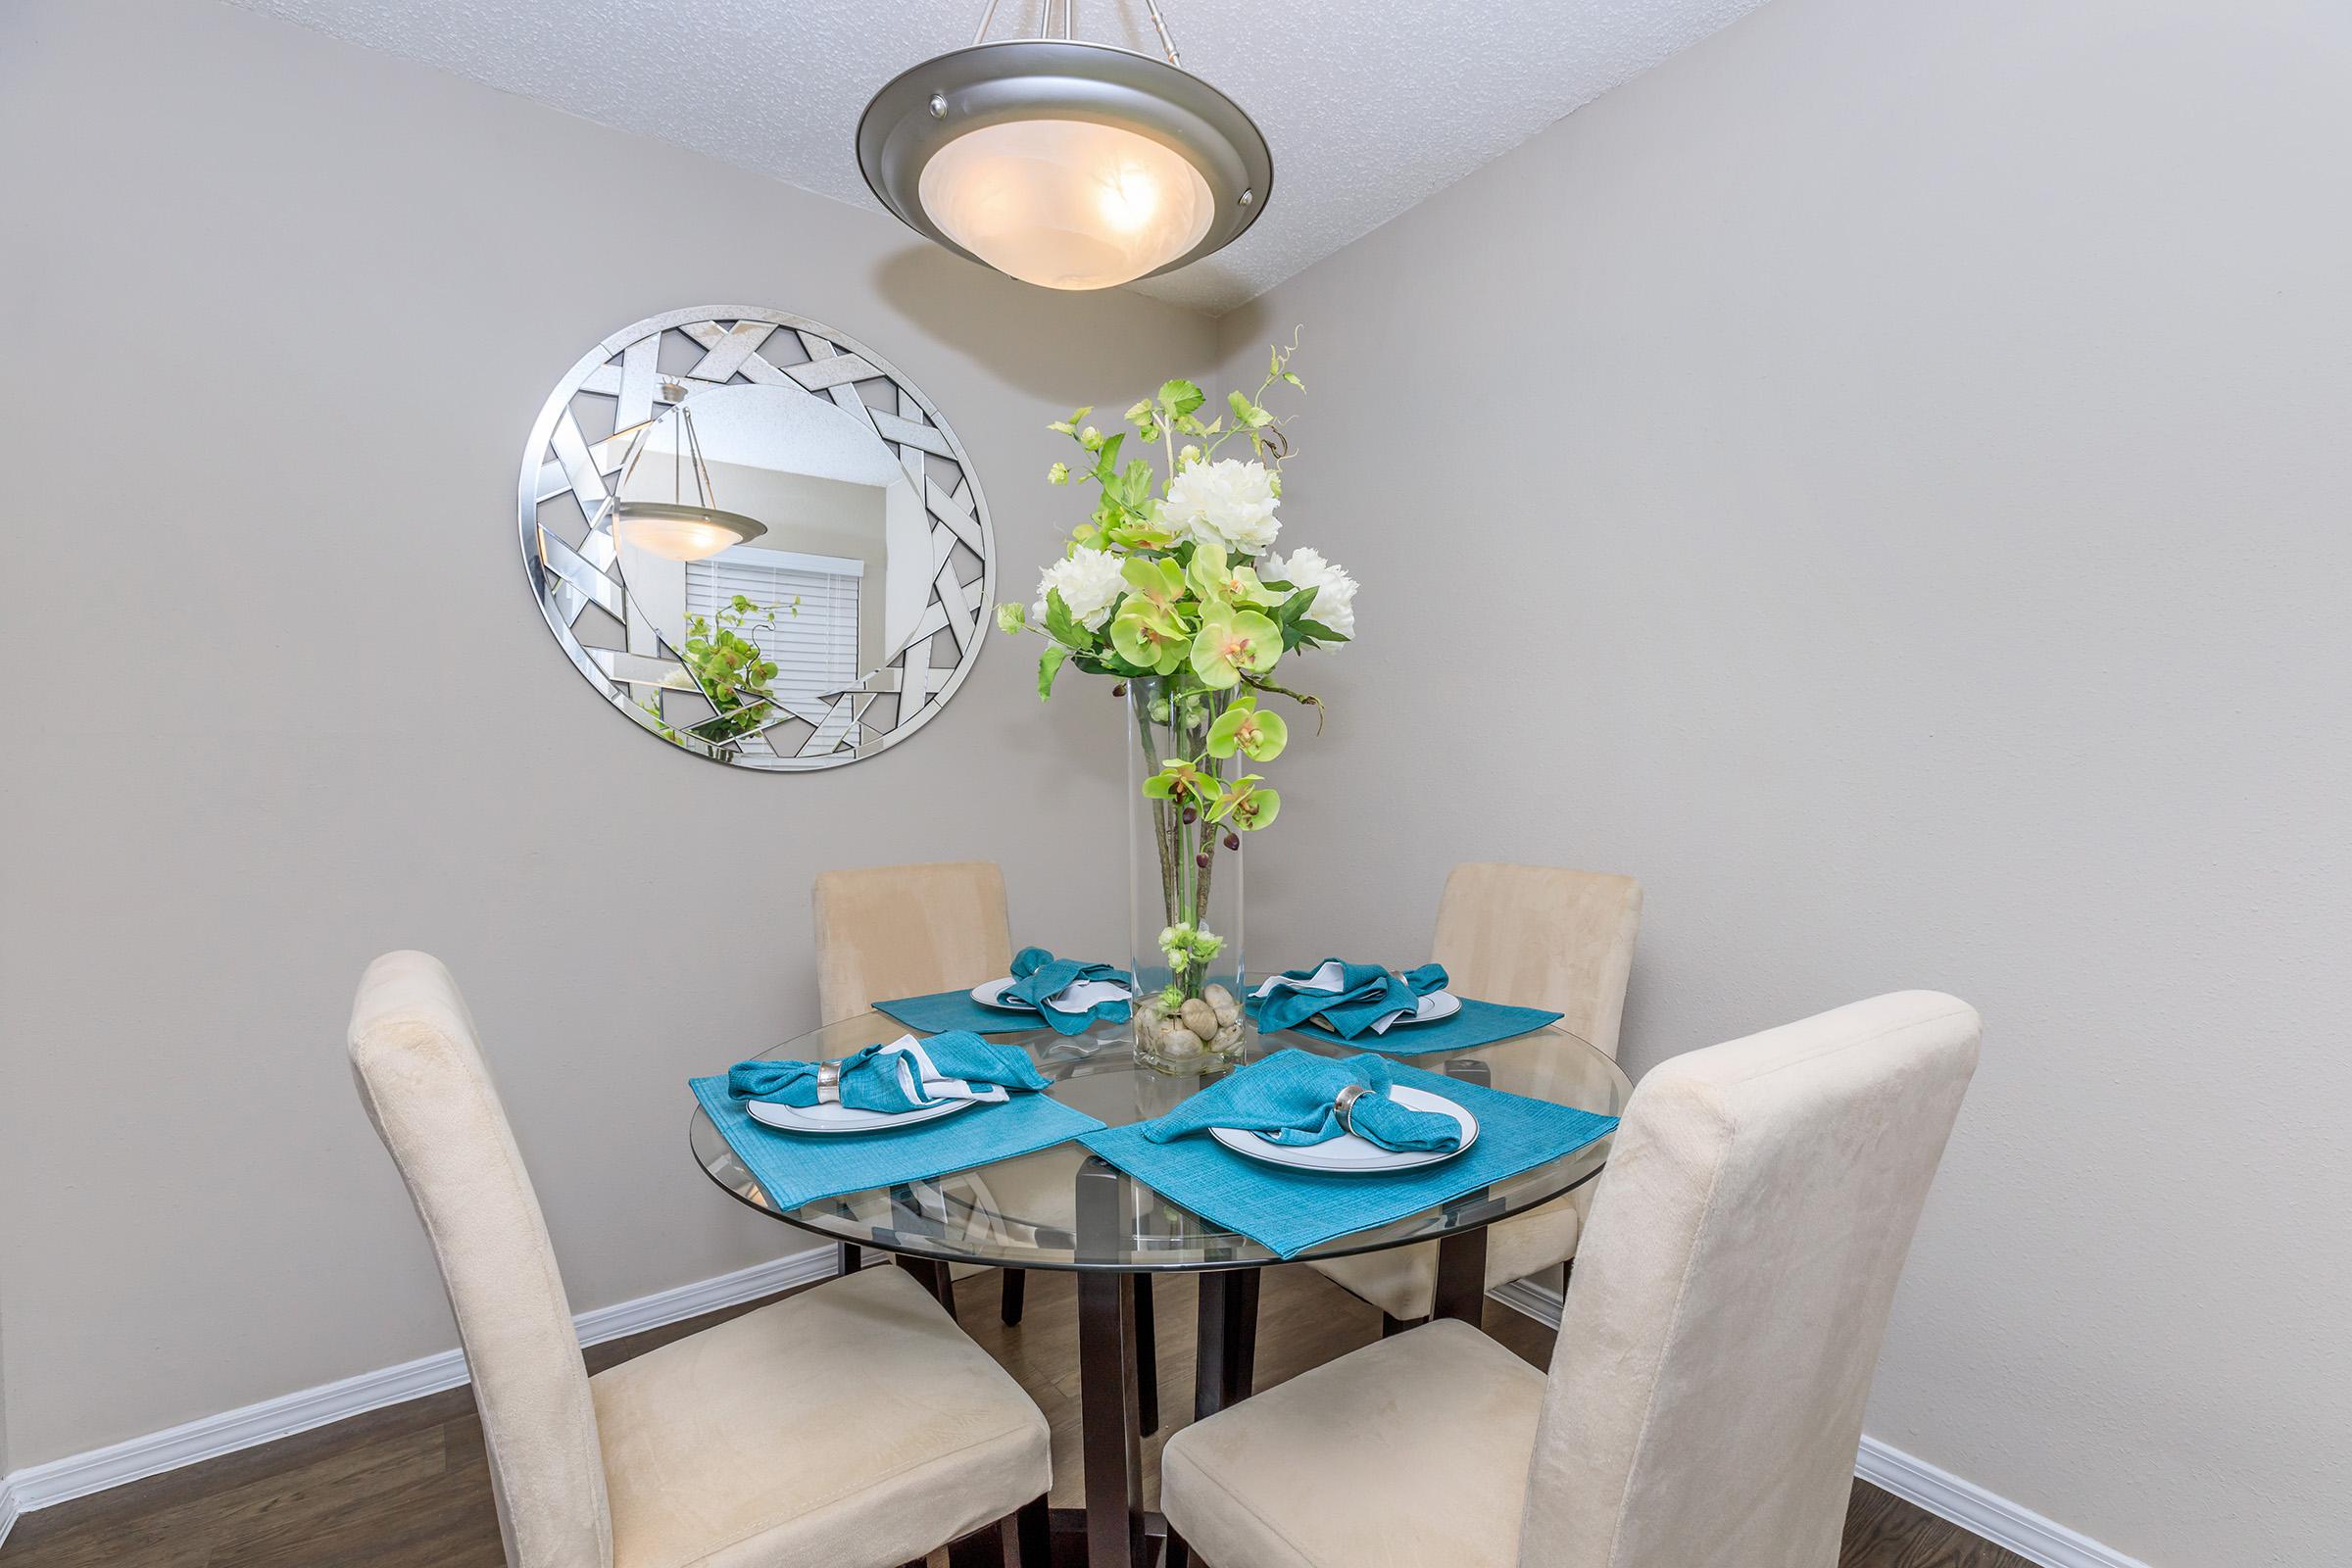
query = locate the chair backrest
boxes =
[812,859,1014,1026]
[347,952,612,1568]
[1431,863,1642,1056]
[1519,991,1980,1568]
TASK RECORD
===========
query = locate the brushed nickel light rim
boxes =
[856,38,1274,285]
[609,501,769,554]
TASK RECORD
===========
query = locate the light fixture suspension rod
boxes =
[1141,0,1182,67]
[971,0,1005,45]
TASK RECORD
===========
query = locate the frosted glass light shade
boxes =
[918,119,1215,290]
[612,503,766,563]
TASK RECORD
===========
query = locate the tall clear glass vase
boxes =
[1127,675,1248,1074]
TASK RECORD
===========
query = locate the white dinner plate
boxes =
[1310,989,1462,1033]
[971,975,1136,1012]
[1208,1085,1479,1173]
[746,1094,989,1135]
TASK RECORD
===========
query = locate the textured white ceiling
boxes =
[225,0,1768,313]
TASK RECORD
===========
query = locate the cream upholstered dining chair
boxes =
[813,860,1014,1030]
[1309,862,1643,1331]
[1159,990,1981,1568]
[347,951,1052,1568]
[812,860,1023,1313]
[812,858,1166,1428]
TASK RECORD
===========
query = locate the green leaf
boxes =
[1043,588,1097,651]
[1227,390,1272,429]
[1157,379,1205,417]
[1091,431,1125,481]
[1113,458,1155,508]
[1037,645,1068,700]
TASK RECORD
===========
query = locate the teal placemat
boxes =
[1078,1054,1616,1259]
[1274,998,1563,1057]
[691,1075,1104,1211]
[872,989,1045,1036]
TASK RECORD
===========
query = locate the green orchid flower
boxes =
[1209,774,1282,832]
[1121,556,1187,613]
[1142,758,1214,806]
[1111,600,1192,673]
[1184,541,1282,609]
[1206,695,1288,762]
[1189,604,1281,689]
[1107,514,1180,550]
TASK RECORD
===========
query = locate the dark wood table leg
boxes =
[1193,1267,1263,1422]
[1432,1228,1491,1326]
[1076,1156,1146,1568]
[1134,1274,1158,1435]
[1002,1265,1027,1325]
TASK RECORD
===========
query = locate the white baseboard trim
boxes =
[1477,1277,2148,1568]
[1487,1275,1567,1327]
[1854,1437,2151,1568]
[0,1244,838,1525]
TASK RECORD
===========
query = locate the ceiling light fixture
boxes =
[603,385,768,564]
[858,0,1272,291]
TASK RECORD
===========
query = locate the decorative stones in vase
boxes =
[1133,982,1247,1075]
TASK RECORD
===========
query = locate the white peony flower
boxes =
[1031,545,1126,631]
[1263,546,1358,640]
[1162,459,1282,555]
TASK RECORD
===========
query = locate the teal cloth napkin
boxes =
[1078,1059,1618,1259]
[1250,959,1449,1038]
[1282,998,1564,1057]
[872,950,1133,1038]
[1005,946,1134,1036]
[727,1031,1048,1115]
[691,1072,1104,1212]
[1140,1050,1462,1152]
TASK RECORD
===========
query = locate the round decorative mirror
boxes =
[518,308,996,768]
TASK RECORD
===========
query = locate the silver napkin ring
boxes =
[815,1061,843,1104]
[1332,1082,1370,1138]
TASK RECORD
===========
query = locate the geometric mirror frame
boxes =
[518,306,996,770]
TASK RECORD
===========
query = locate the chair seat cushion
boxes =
[591,1264,1048,1568]
[1160,1320,1544,1568]
[1307,1190,1585,1320]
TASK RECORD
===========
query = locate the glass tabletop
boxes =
[687,1010,1633,1273]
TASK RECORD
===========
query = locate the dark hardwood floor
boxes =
[1,1264,2032,1567]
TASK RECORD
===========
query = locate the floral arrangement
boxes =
[635,592,797,743]
[996,339,1358,1033]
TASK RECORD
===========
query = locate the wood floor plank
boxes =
[0,1262,2012,1567]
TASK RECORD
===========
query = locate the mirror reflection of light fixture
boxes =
[604,383,768,563]
[857,0,1272,291]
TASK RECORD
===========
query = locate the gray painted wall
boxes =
[0,0,1212,1467]
[1216,0,2352,1560]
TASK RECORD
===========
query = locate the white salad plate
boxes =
[1208,1085,1479,1173]
[1309,989,1462,1033]
[1298,987,1458,1034]
[971,976,1135,1012]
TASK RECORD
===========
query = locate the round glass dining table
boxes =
[686,1010,1631,1568]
